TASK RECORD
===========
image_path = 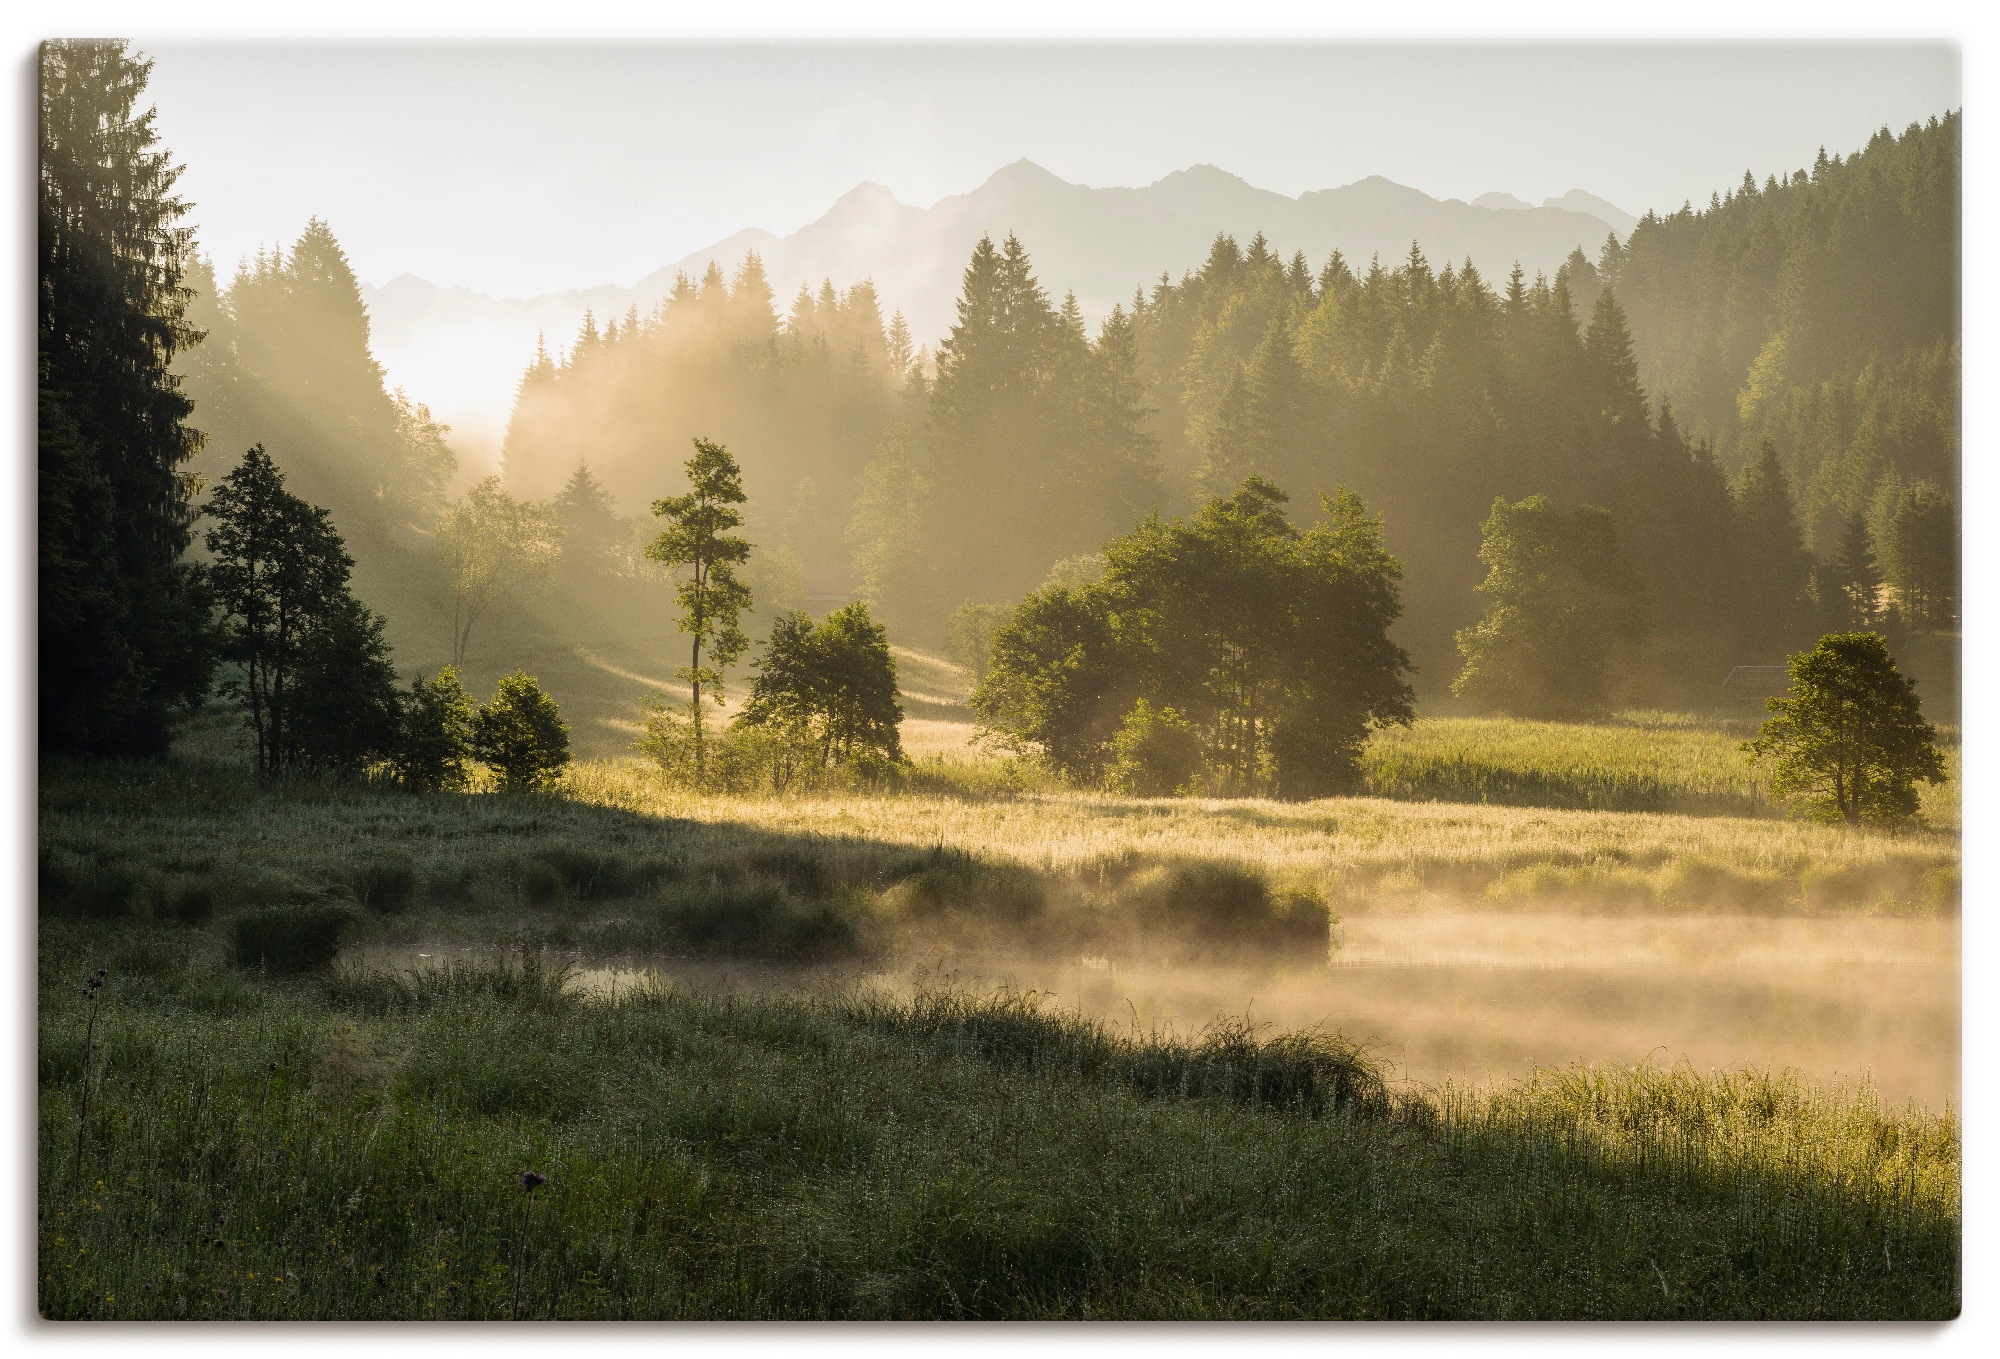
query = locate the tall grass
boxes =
[38,933,1958,1320]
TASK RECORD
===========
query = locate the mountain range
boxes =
[359,161,1636,458]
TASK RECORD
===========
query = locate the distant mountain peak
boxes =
[981,158,1069,190]
[362,157,1633,444]
[833,180,901,209]
[1473,191,1535,212]
[1541,189,1638,236]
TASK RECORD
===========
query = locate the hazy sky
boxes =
[140,43,1959,300]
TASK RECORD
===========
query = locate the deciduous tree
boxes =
[1745,631,1944,824]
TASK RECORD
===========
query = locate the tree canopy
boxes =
[1745,631,1944,824]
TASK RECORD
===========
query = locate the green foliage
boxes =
[944,602,1012,683]
[1829,509,1882,629]
[39,41,212,756]
[971,584,1129,781]
[1746,632,1945,825]
[1453,495,1651,719]
[877,234,1160,632]
[393,666,477,792]
[1880,481,1958,631]
[288,594,403,778]
[646,438,754,771]
[552,460,626,581]
[204,445,397,777]
[738,603,904,769]
[1105,863,1331,967]
[472,672,572,792]
[1105,700,1204,797]
[435,476,560,666]
[977,477,1413,797]
[228,902,362,974]
[1611,115,1958,554]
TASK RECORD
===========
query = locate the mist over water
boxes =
[361,909,1958,1110]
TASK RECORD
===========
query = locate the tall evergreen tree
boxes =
[1830,509,1883,628]
[203,446,370,776]
[646,438,754,775]
[39,40,213,754]
[1733,440,1816,653]
[552,462,625,581]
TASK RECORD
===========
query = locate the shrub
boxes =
[473,671,571,791]
[882,849,1046,928]
[1108,862,1329,966]
[393,666,476,791]
[229,901,363,974]
[1105,699,1204,796]
[341,856,418,914]
[652,877,862,958]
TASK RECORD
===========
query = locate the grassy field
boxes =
[36,697,1963,1319]
[40,924,1958,1320]
[1359,711,1961,823]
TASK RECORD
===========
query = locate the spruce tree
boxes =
[1831,509,1883,627]
[553,462,625,580]
[39,40,213,754]
[1733,440,1815,653]
[203,446,379,776]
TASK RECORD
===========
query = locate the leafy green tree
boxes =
[1453,495,1651,719]
[1105,700,1204,797]
[387,389,458,522]
[287,594,402,778]
[646,438,754,776]
[975,477,1412,796]
[738,603,904,768]
[1745,631,1944,824]
[392,666,476,792]
[203,446,356,775]
[40,40,213,755]
[972,584,1131,782]
[472,672,571,791]
[435,477,560,665]
[945,602,1012,684]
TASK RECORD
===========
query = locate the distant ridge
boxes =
[360,162,1633,442]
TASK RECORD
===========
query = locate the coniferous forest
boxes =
[37,41,1961,1322]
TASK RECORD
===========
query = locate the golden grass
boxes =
[561,757,1957,917]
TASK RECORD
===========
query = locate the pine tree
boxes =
[1733,440,1815,653]
[885,309,915,380]
[39,40,213,754]
[203,446,368,776]
[1831,509,1882,627]
[645,438,754,776]
[553,461,625,580]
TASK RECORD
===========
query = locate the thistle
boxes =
[511,1169,547,1319]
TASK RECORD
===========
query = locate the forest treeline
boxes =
[40,37,1959,768]
[502,112,1959,700]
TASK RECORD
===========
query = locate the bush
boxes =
[651,877,862,958]
[1105,700,1204,796]
[882,848,1047,928]
[39,849,216,923]
[229,901,363,974]
[392,666,476,791]
[1108,862,1329,966]
[472,671,571,791]
[341,856,417,914]
[500,847,675,905]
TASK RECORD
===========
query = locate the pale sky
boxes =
[140,44,1960,300]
